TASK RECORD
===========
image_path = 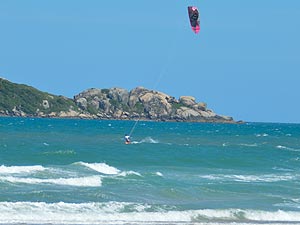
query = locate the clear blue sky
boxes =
[0,0,299,123]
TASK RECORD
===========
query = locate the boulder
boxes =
[176,106,201,120]
[12,106,26,117]
[179,96,196,107]
[113,109,123,118]
[74,88,102,100]
[199,110,216,118]
[90,99,100,110]
[193,102,207,111]
[58,110,80,118]
[76,98,88,110]
[99,99,110,113]
[128,87,149,107]
[108,88,129,104]
[139,91,172,119]
[218,115,234,121]
[79,113,92,119]
[48,112,57,117]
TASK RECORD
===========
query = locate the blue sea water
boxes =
[0,117,300,225]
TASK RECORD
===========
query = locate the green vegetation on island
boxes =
[0,78,237,123]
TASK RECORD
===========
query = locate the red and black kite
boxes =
[188,6,200,34]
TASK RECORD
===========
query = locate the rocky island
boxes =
[0,78,236,123]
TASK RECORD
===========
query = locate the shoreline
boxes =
[0,114,244,124]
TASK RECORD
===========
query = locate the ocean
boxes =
[0,117,300,225]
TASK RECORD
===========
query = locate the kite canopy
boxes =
[188,6,200,34]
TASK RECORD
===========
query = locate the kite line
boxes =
[127,22,184,139]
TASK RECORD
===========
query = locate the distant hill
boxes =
[0,78,237,123]
[0,78,78,117]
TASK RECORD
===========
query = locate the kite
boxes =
[188,6,200,34]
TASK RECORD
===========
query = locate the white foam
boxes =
[239,143,258,147]
[276,145,300,152]
[77,162,120,175]
[200,173,295,183]
[140,137,159,144]
[244,209,300,221]
[272,167,294,172]
[0,175,102,187]
[131,137,159,144]
[255,133,269,137]
[275,198,300,209]
[118,171,142,177]
[76,162,142,178]
[0,165,46,174]
[277,145,288,149]
[275,202,300,209]
[156,172,163,177]
[43,150,76,155]
[0,202,300,224]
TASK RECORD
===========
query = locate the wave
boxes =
[0,202,300,224]
[0,165,46,174]
[0,175,102,187]
[76,162,142,178]
[76,162,120,175]
[255,133,269,137]
[199,173,295,183]
[276,145,300,152]
[239,143,258,147]
[118,171,142,177]
[132,137,159,144]
[222,143,259,148]
[156,172,163,177]
[272,167,294,172]
[275,198,300,209]
[42,150,76,155]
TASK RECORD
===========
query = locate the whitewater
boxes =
[0,117,300,225]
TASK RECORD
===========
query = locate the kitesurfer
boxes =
[124,134,131,144]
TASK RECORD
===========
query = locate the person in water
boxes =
[124,134,131,144]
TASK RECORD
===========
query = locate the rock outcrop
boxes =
[73,86,235,123]
[0,78,237,123]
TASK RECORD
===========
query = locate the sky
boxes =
[0,0,300,123]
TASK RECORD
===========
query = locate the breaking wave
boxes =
[118,171,142,177]
[76,162,141,177]
[0,202,300,224]
[0,165,46,174]
[239,143,258,147]
[199,173,295,183]
[276,145,300,152]
[0,175,102,187]
[42,150,76,155]
[76,162,120,175]
[156,172,163,177]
